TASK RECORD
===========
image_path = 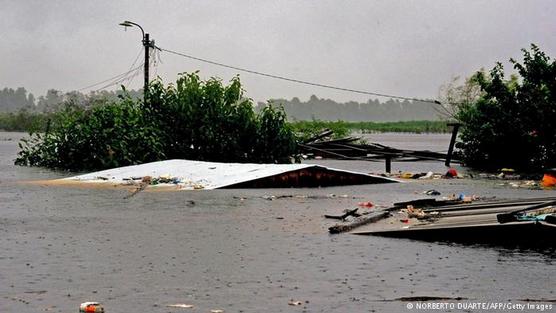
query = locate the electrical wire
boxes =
[94,64,144,92]
[158,46,443,105]
[121,47,145,88]
[75,47,144,92]
[150,48,159,79]
[123,65,142,89]
[127,47,144,73]
[75,64,143,92]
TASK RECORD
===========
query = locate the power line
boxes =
[95,64,144,92]
[158,46,442,105]
[75,47,145,92]
[76,63,144,92]
[122,47,145,88]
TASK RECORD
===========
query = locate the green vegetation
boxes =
[0,111,51,132]
[454,44,556,171]
[351,121,449,133]
[15,72,297,171]
[290,120,351,141]
[290,120,449,141]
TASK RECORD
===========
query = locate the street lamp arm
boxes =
[119,20,145,38]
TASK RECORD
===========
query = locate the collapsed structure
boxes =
[54,159,399,190]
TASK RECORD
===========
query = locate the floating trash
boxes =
[542,170,556,187]
[288,300,303,306]
[357,201,374,208]
[167,303,194,308]
[445,168,458,178]
[79,302,104,313]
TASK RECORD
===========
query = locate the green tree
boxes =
[16,72,298,170]
[455,44,556,171]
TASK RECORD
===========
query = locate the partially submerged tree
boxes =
[455,44,556,171]
[15,72,297,171]
[437,72,485,119]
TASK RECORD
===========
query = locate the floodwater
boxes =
[0,131,554,313]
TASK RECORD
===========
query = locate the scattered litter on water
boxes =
[357,201,374,208]
[79,302,104,313]
[288,300,303,306]
[324,208,361,220]
[262,194,353,201]
[445,168,458,178]
[541,169,556,187]
[419,171,434,179]
[404,205,426,219]
[166,303,194,308]
[387,171,447,180]
[497,180,541,189]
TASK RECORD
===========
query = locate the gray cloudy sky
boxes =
[1,0,555,103]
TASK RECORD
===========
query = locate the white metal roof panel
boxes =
[63,159,399,189]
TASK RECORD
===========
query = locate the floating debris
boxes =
[355,197,556,247]
[357,201,374,208]
[79,302,104,313]
[288,300,303,306]
[542,169,556,187]
[324,208,361,220]
[166,303,194,308]
[445,168,459,178]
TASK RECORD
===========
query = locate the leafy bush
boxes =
[15,73,297,170]
[289,119,351,142]
[289,120,449,141]
[0,110,51,132]
[455,45,556,171]
[16,98,165,170]
[146,72,296,163]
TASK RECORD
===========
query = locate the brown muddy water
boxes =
[1,132,554,313]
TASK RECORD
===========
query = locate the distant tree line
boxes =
[3,87,441,123]
[0,87,142,113]
[256,95,442,122]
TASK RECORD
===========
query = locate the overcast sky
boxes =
[1,0,555,103]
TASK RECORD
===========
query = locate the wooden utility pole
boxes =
[445,122,461,167]
[143,33,150,103]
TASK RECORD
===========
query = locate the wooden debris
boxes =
[299,133,460,163]
[329,211,390,234]
[324,208,360,220]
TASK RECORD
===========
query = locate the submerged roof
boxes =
[62,159,399,190]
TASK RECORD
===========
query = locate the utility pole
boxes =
[143,33,150,99]
[120,21,153,104]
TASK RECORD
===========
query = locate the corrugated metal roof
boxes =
[63,159,399,190]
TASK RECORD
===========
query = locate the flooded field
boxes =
[1,132,554,313]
